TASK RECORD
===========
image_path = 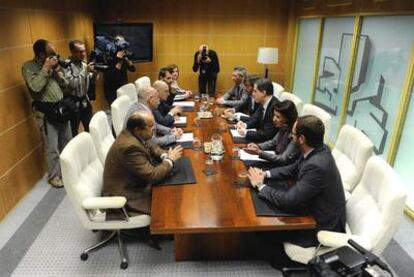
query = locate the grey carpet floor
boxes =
[2,188,413,277]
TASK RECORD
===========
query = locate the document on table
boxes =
[239,150,275,162]
[174,116,187,125]
[177,132,194,142]
[173,101,195,107]
[174,94,187,101]
[230,128,256,138]
[235,112,250,118]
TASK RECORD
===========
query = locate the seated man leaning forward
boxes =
[124,86,183,146]
[248,115,346,266]
[103,111,183,216]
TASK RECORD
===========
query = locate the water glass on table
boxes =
[192,137,202,151]
[204,157,214,176]
[231,147,240,160]
[235,170,249,187]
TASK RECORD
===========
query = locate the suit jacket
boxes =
[258,129,300,167]
[261,145,346,235]
[244,96,279,142]
[222,83,247,107]
[103,129,172,214]
[235,95,258,116]
[153,100,175,127]
[123,103,176,146]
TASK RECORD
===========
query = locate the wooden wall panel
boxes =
[294,0,414,16]
[97,0,290,93]
[0,0,95,220]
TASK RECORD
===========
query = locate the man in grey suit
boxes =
[216,66,247,107]
[248,115,346,267]
[124,86,183,146]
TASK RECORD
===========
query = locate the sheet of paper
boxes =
[174,116,187,125]
[174,94,187,101]
[230,128,256,138]
[173,101,195,107]
[177,132,194,142]
[235,112,249,118]
[239,150,275,162]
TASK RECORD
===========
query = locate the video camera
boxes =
[89,35,133,71]
[49,54,72,69]
[308,239,393,277]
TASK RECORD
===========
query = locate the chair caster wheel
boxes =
[120,261,128,269]
[80,253,89,261]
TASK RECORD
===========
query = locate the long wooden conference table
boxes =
[150,100,316,261]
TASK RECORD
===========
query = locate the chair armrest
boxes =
[82,196,126,210]
[317,231,372,250]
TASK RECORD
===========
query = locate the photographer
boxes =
[22,39,72,188]
[192,44,220,97]
[103,35,136,105]
[65,40,98,135]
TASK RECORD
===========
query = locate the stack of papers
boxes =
[174,116,187,125]
[174,94,187,101]
[235,112,250,118]
[230,128,256,138]
[239,150,275,162]
[173,101,195,107]
[177,132,194,142]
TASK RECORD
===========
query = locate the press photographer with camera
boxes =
[64,40,99,135]
[192,44,220,97]
[22,39,73,188]
[103,35,136,105]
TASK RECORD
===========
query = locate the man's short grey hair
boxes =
[233,66,247,79]
[152,80,168,93]
[138,86,157,103]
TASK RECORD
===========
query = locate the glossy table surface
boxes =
[150,101,316,235]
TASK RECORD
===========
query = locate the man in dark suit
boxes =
[103,110,183,215]
[192,44,220,97]
[152,80,181,127]
[248,115,346,266]
[236,78,279,142]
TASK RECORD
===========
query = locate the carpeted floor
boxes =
[1,183,413,277]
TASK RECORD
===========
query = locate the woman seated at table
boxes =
[244,100,300,167]
[167,64,192,99]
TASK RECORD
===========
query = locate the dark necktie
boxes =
[235,85,240,99]
[257,106,264,122]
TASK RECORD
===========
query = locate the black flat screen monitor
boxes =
[93,23,153,62]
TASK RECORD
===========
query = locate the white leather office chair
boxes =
[60,132,153,269]
[279,91,304,115]
[300,103,331,143]
[111,95,133,137]
[272,82,285,100]
[283,156,407,269]
[89,111,115,165]
[134,76,151,95]
[332,125,374,200]
[117,83,138,103]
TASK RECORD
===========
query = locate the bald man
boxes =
[124,86,183,146]
[103,111,183,215]
[152,80,181,127]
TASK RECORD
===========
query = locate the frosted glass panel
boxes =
[394,85,414,211]
[292,18,320,103]
[345,15,414,156]
[314,17,355,143]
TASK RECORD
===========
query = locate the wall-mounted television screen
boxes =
[93,23,153,62]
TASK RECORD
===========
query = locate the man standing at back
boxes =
[22,39,72,188]
[192,44,220,97]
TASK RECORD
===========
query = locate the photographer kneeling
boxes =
[22,39,73,188]
[65,40,98,135]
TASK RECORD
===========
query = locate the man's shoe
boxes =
[48,177,63,188]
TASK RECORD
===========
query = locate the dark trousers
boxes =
[198,74,217,97]
[70,100,92,136]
